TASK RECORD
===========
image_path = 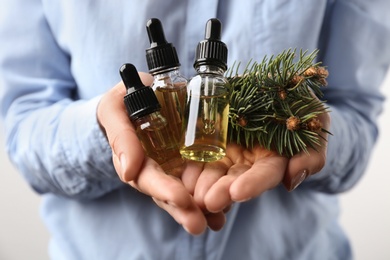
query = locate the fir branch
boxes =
[227,49,330,157]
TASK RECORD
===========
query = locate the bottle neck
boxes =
[151,66,181,78]
[134,110,164,126]
[195,64,226,75]
[152,67,187,89]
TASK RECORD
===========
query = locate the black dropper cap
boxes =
[120,63,161,121]
[145,18,180,74]
[194,18,228,70]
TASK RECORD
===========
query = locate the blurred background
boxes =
[1,73,389,260]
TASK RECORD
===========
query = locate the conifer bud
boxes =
[286,116,300,131]
[278,89,287,100]
[303,67,317,77]
[290,74,304,87]
[316,67,329,78]
[238,115,248,127]
[307,117,322,131]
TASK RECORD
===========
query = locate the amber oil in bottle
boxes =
[145,18,187,143]
[120,63,184,176]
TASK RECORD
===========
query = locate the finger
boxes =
[98,82,144,181]
[129,158,193,209]
[283,112,330,191]
[204,204,233,231]
[130,158,207,234]
[193,159,232,210]
[180,161,228,232]
[223,204,233,213]
[97,73,154,182]
[283,146,326,191]
[205,212,226,231]
[204,163,250,213]
[181,160,204,195]
[153,197,207,235]
[138,72,155,86]
[230,155,288,202]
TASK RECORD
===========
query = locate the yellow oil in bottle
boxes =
[180,93,229,162]
[154,82,187,142]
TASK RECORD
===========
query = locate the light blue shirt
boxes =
[1,0,390,259]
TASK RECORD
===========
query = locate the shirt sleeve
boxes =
[0,0,124,199]
[303,0,390,193]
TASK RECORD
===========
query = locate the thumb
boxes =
[97,73,154,181]
[283,111,330,191]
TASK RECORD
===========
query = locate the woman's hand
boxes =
[191,109,330,215]
[97,77,209,235]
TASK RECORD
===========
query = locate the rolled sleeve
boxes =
[304,0,390,193]
[0,0,123,199]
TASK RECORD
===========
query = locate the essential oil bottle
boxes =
[145,18,187,142]
[120,63,185,176]
[180,18,230,162]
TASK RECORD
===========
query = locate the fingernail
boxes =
[120,154,127,179]
[290,170,308,191]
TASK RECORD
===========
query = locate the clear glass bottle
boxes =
[145,18,187,142]
[120,63,184,176]
[180,19,230,162]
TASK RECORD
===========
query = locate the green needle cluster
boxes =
[227,49,331,157]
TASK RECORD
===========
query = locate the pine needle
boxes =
[227,49,330,157]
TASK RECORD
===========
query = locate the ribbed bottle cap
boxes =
[194,18,228,70]
[120,63,161,120]
[145,18,180,74]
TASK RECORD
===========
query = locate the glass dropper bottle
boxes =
[145,18,187,142]
[180,18,230,162]
[120,63,185,176]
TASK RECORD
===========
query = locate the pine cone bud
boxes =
[286,116,301,131]
[316,67,329,78]
[303,67,317,77]
[318,77,328,86]
[278,89,287,100]
[290,75,304,86]
[307,117,322,131]
[238,115,248,127]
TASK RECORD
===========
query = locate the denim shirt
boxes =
[1,0,390,259]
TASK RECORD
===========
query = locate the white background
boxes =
[0,73,389,260]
